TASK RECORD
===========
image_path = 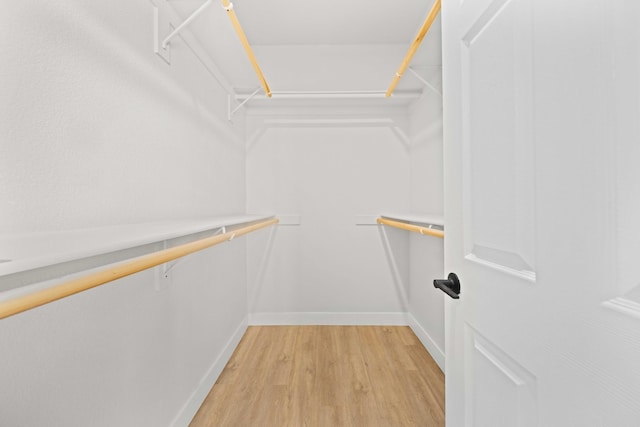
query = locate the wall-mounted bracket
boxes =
[158,224,227,285]
[154,0,213,63]
[408,67,442,97]
[162,260,179,278]
[162,0,213,49]
[153,6,172,64]
[228,87,262,122]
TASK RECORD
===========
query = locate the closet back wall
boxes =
[246,116,411,322]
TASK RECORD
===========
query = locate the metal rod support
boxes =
[228,88,261,121]
[161,225,226,277]
[408,68,442,97]
[232,88,261,114]
[162,0,213,49]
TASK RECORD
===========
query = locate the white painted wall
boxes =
[407,90,446,369]
[0,1,248,425]
[246,110,412,323]
[0,0,245,233]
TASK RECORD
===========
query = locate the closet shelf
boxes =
[0,215,274,280]
[0,216,278,320]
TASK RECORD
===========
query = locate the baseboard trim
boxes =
[249,312,410,326]
[407,313,445,372]
[171,316,249,427]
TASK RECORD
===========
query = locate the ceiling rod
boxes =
[221,1,272,98]
[385,0,441,98]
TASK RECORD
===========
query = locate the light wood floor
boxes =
[190,326,444,427]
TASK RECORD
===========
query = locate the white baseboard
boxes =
[171,316,249,427]
[407,313,445,372]
[249,311,410,326]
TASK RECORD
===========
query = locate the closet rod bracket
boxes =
[154,0,213,54]
[153,6,171,64]
[228,87,261,121]
[408,67,442,97]
[161,224,226,278]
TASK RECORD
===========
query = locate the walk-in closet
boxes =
[2,1,640,426]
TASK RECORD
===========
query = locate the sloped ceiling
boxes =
[168,0,441,102]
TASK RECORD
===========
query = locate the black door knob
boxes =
[433,273,461,299]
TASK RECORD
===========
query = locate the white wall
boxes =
[246,109,412,323]
[0,1,247,425]
[0,0,245,233]
[407,91,446,369]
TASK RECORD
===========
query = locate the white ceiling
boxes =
[168,0,442,103]
[232,0,437,45]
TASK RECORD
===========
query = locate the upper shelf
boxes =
[0,215,273,281]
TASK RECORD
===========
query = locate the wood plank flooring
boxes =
[190,326,444,427]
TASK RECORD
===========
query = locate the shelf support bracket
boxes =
[161,225,226,278]
[158,0,213,50]
[408,68,442,97]
[228,87,261,121]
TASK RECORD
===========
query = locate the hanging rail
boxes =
[377,217,444,239]
[221,0,272,97]
[385,0,441,98]
[0,218,279,320]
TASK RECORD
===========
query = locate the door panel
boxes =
[461,0,535,278]
[442,0,640,425]
[465,327,537,427]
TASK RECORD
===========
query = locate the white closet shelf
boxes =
[0,214,274,278]
[380,213,444,229]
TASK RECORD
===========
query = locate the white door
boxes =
[441,0,640,426]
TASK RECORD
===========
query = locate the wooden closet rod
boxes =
[0,218,279,320]
[377,217,444,239]
[385,0,441,98]
[221,0,272,97]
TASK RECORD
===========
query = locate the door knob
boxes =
[433,273,461,299]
